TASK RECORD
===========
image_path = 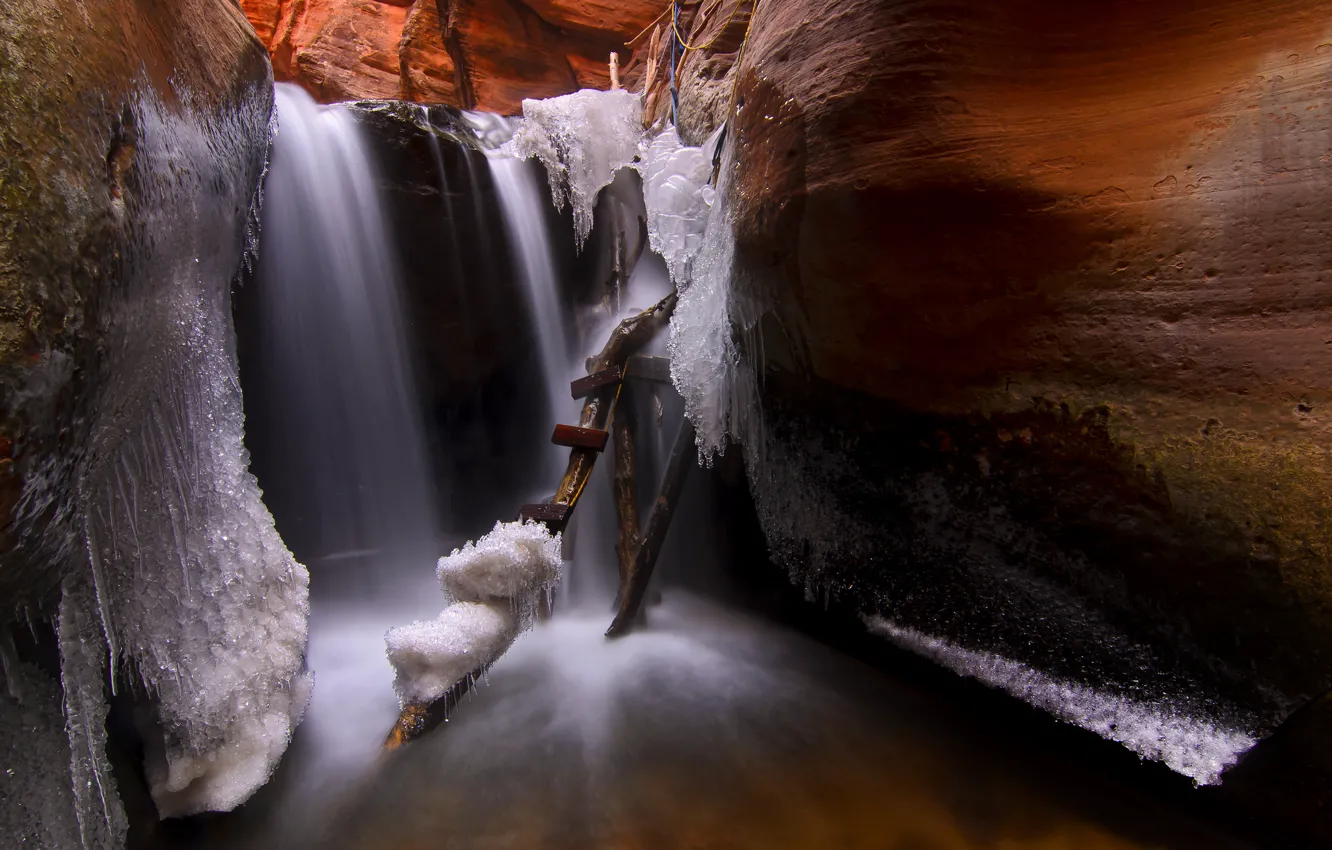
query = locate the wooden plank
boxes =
[518,502,572,530]
[626,355,672,383]
[552,424,609,452]
[570,366,622,399]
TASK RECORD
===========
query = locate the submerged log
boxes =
[612,386,640,590]
[606,417,696,637]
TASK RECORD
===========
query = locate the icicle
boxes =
[58,574,128,850]
[81,519,118,695]
[505,89,643,249]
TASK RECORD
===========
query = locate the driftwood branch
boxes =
[606,417,696,637]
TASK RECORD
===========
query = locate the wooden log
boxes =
[605,417,696,638]
[626,355,672,383]
[571,366,622,399]
[612,385,640,590]
[552,424,610,451]
[383,665,485,751]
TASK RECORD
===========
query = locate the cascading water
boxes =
[250,85,439,565]
[485,153,573,484]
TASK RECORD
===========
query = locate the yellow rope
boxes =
[671,0,748,53]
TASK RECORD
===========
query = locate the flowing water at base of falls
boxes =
[167,592,1252,850]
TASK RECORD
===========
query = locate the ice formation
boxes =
[65,88,312,820]
[865,618,1258,786]
[385,603,519,705]
[436,519,563,603]
[387,521,563,706]
[506,88,643,248]
[57,577,126,849]
[635,126,723,286]
[662,131,757,462]
[1,660,82,848]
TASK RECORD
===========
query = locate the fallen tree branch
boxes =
[606,417,696,637]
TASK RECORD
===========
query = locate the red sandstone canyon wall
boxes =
[238,0,664,112]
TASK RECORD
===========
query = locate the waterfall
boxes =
[251,84,439,564]
[485,154,574,484]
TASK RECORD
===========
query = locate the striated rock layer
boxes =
[239,0,664,112]
[663,0,1332,834]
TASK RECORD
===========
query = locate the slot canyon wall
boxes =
[655,0,1332,837]
[237,0,665,112]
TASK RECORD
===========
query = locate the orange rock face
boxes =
[238,0,663,111]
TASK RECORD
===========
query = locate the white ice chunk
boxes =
[146,670,312,818]
[385,602,519,706]
[436,519,563,604]
[865,617,1258,786]
[506,88,643,249]
[635,126,723,287]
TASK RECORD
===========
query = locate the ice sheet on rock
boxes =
[505,88,643,249]
[635,126,723,286]
[666,136,758,463]
[58,576,127,850]
[385,602,519,705]
[0,660,82,849]
[436,520,563,606]
[74,87,311,819]
[866,617,1258,786]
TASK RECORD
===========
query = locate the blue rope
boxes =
[670,0,680,125]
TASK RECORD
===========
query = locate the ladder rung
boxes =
[518,503,572,530]
[625,355,671,383]
[571,366,622,399]
[552,424,609,451]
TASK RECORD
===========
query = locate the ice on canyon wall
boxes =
[1,657,82,848]
[635,126,724,287]
[61,87,311,821]
[661,132,757,463]
[506,89,642,248]
[387,521,563,706]
[83,282,313,820]
[866,618,1258,786]
[58,577,127,849]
